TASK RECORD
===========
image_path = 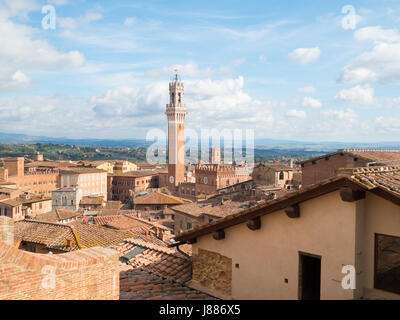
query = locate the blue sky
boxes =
[1,0,400,142]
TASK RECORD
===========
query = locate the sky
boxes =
[1,0,400,142]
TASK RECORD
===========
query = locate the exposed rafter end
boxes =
[212,230,225,240]
[285,204,300,218]
[246,217,261,230]
[340,187,366,202]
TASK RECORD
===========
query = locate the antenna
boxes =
[173,69,180,82]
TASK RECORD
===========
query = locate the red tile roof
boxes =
[134,192,185,205]
[300,149,400,165]
[114,239,216,300]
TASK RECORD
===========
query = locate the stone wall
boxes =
[0,217,120,300]
[192,248,232,297]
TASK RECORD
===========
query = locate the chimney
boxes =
[66,239,73,247]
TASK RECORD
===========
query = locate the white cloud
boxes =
[0,70,31,92]
[48,0,69,5]
[90,76,282,131]
[340,27,400,84]
[145,62,230,78]
[354,26,400,43]
[59,11,103,29]
[322,109,357,127]
[124,17,136,27]
[0,0,40,20]
[301,97,322,109]
[286,109,306,119]
[0,4,85,91]
[376,116,400,133]
[334,85,374,104]
[297,86,316,94]
[288,47,321,64]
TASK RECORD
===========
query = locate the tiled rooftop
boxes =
[80,196,104,205]
[338,166,400,194]
[114,239,216,300]
[109,170,161,177]
[301,149,400,165]
[119,268,216,300]
[14,220,80,251]
[15,219,140,252]
[134,192,185,205]
[255,161,294,171]
[59,167,107,174]
[113,239,191,283]
[94,214,170,246]
[171,199,250,218]
[34,209,80,223]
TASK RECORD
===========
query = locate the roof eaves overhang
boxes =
[174,177,370,243]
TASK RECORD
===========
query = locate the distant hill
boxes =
[1,131,400,153]
[0,132,149,147]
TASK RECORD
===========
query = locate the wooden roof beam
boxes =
[212,230,225,240]
[340,187,365,202]
[246,217,261,230]
[285,204,300,219]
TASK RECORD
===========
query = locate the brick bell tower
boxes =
[166,72,187,193]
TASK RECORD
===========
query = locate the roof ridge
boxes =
[341,148,400,152]
[20,219,73,229]
[19,219,82,250]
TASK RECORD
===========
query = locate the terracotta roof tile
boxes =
[115,239,216,300]
[134,192,185,205]
[34,209,80,223]
[171,199,249,218]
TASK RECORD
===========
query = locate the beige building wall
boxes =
[191,190,357,300]
[59,172,107,201]
[357,193,400,299]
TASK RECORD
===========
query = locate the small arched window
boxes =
[279,171,284,180]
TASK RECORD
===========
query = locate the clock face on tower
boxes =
[169,176,175,184]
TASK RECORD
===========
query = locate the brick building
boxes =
[252,161,301,190]
[58,167,108,201]
[300,149,400,187]
[52,187,83,210]
[2,158,59,196]
[194,163,252,197]
[133,191,185,211]
[107,171,161,203]
[0,216,120,300]
[174,165,400,300]
[0,199,25,221]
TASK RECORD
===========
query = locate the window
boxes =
[187,222,192,230]
[179,220,183,228]
[209,218,213,223]
[375,233,400,294]
[279,171,284,180]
